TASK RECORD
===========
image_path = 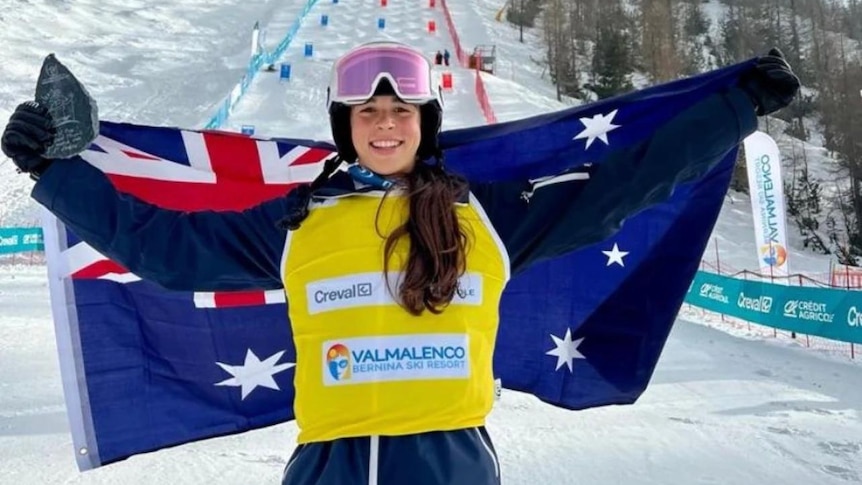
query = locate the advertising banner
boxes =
[686,271,862,344]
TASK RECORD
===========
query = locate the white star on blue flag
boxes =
[573,109,621,149]
[546,329,586,372]
[215,349,295,400]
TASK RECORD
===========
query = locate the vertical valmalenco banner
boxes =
[744,131,790,279]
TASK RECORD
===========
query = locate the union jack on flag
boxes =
[62,125,333,307]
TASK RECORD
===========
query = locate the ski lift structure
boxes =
[468,45,496,74]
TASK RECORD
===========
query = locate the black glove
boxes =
[740,48,801,116]
[1,101,55,178]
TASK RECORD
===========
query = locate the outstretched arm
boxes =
[33,158,289,291]
[471,87,758,275]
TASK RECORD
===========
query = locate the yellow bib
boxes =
[282,192,509,443]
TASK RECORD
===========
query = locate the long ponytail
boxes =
[380,160,470,316]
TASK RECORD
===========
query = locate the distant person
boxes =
[434,50,443,65]
[443,49,451,66]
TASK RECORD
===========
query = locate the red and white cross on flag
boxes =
[58,125,334,308]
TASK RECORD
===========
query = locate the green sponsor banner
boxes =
[0,228,44,255]
[685,270,862,345]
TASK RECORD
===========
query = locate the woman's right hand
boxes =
[1,101,55,179]
[740,48,800,117]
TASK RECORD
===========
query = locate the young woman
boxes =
[1,42,798,484]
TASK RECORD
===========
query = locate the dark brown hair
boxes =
[378,161,470,316]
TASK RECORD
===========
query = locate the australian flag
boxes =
[42,58,757,471]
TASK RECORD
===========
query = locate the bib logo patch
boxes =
[322,334,470,385]
[325,343,351,381]
[307,273,482,314]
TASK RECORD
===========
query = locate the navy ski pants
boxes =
[281,427,501,485]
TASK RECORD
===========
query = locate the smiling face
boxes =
[350,95,421,176]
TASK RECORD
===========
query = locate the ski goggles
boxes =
[327,42,440,108]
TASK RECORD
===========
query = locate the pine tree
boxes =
[590,24,634,99]
[682,0,709,38]
[786,144,830,254]
[680,0,710,75]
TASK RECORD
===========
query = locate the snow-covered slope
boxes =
[0,1,860,484]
